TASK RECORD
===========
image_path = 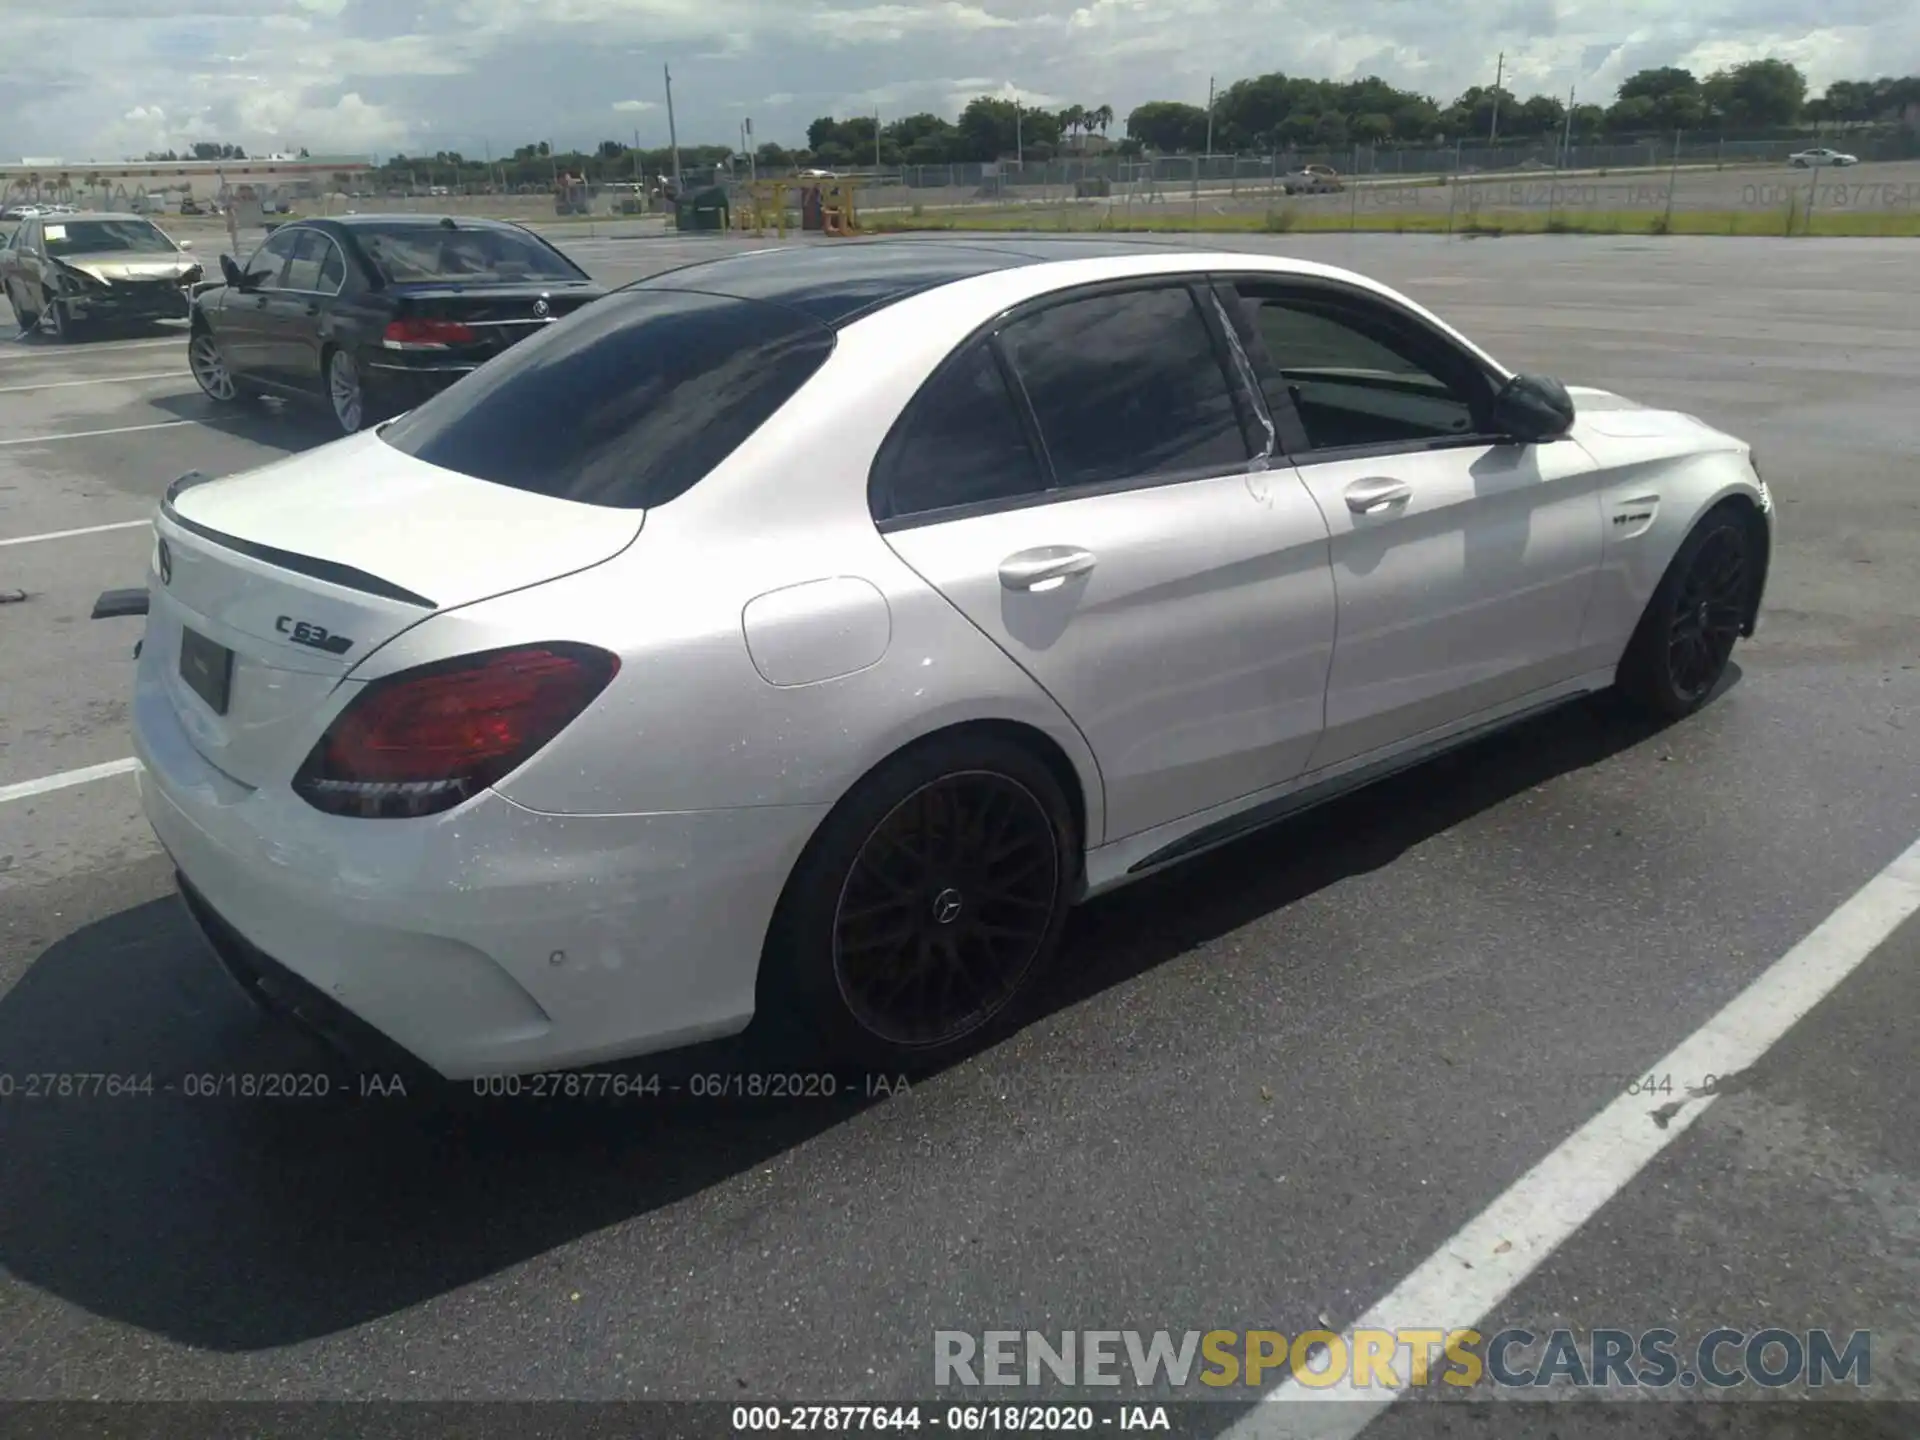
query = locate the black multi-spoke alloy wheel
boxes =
[1618,504,1755,720]
[761,733,1077,1069]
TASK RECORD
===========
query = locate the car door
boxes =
[875,280,1337,845]
[1221,276,1605,772]
[258,227,342,391]
[217,227,300,380]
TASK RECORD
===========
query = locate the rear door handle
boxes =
[999,546,1097,591]
[1344,477,1413,514]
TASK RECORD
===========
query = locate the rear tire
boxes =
[1616,504,1755,721]
[325,346,370,435]
[757,732,1079,1072]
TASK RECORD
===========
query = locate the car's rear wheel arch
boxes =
[751,716,1091,1062]
[780,716,1092,915]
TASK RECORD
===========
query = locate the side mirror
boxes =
[219,253,244,287]
[178,239,193,251]
[1490,373,1576,444]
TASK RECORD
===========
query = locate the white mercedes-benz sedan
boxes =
[124,239,1772,1078]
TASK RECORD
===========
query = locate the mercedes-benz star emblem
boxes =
[532,297,550,318]
[157,538,172,586]
[931,888,964,925]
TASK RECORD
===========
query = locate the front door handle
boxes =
[1344,477,1413,514]
[253,295,269,309]
[999,546,1097,591]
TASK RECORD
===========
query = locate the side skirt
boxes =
[1081,667,1617,897]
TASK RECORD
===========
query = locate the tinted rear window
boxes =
[379,289,834,509]
[351,223,584,284]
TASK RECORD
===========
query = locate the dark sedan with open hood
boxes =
[186,214,607,435]
[2,212,201,338]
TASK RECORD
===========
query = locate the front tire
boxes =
[759,733,1079,1070]
[1616,505,1755,721]
[188,328,240,403]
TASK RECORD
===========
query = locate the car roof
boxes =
[315,213,541,233]
[626,236,1251,327]
[42,212,148,223]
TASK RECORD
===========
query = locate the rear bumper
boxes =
[363,354,480,408]
[133,663,827,1079]
[176,874,431,1079]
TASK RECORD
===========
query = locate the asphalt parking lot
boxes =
[0,231,1915,1432]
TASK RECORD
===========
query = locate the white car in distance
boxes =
[1787,147,1858,167]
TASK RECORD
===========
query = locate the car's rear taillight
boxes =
[383,317,477,349]
[293,643,619,818]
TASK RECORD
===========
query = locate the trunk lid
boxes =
[148,431,641,788]
[388,282,604,361]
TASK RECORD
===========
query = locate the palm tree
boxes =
[1059,104,1087,149]
[1088,104,1114,141]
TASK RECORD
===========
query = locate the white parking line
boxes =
[0,337,182,362]
[0,518,150,547]
[0,757,142,806]
[0,370,187,395]
[1228,828,1920,1440]
[0,419,192,448]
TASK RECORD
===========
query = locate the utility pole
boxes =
[744,117,755,182]
[664,62,682,192]
[1560,83,1575,168]
[875,107,882,172]
[1205,75,1215,158]
[1015,100,1023,169]
[1489,51,1504,145]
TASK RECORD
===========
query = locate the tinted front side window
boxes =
[380,289,834,509]
[353,224,584,285]
[998,285,1248,489]
[872,343,1045,521]
[1233,286,1479,450]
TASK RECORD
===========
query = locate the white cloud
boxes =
[810,2,1016,43]
[0,0,1913,158]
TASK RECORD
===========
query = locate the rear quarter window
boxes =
[379,289,835,509]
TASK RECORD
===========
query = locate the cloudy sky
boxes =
[4,0,1916,162]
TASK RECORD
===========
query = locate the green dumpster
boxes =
[675,186,732,231]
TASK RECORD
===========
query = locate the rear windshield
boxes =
[351,223,584,285]
[379,289,835,509]
[44,219,176,255]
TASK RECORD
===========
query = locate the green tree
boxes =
[1126,100,1208,152]
[1612,67,1705,130]
[1701,59,1807,127]
[1512,94,1567,137]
